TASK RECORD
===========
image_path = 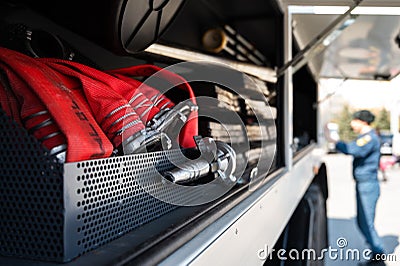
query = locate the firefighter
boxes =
[334,110,386,259]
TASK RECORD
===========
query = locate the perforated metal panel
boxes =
[63,151,184,260]
[0,111,64,261]
[0,110,193,262]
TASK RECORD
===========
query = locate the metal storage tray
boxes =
[0,110,192,262]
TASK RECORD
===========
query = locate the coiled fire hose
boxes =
[0,47,198,162]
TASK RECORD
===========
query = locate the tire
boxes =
[265,183,328,266]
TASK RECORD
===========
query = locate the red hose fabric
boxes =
[40,59,145,148]
[108,65,198,148]
[0,47,198,162]
[0,48,113,162]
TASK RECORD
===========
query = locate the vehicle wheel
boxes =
[265,183,328,266]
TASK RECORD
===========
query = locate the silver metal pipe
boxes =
[163,139,237,184]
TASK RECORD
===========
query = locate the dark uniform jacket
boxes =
[335,130,380,182]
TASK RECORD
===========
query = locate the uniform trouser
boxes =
[355,179,385,254]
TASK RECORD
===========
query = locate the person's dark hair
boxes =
[352,110,375,125]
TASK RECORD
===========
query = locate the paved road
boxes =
[324,154,400,266]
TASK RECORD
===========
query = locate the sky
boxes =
[319,77,400,110]
[318,76,400,138]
